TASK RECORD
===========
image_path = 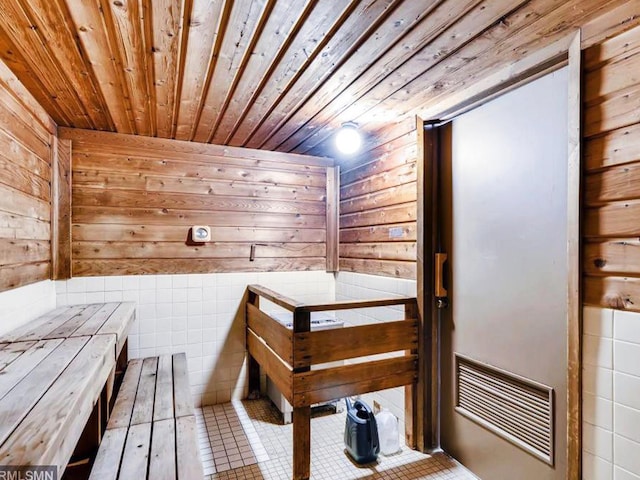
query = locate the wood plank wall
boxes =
[583,24,640,313]
[339,120,418,280]
[59,128,333,277]
[0,60,56,292]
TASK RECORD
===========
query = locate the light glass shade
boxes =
[335,123,362,155]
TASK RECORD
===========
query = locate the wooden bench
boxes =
[89,353,204,480]
[0,302,135,477]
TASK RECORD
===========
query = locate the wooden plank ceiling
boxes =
[0,0,631,156]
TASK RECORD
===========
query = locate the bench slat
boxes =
[72,303,121,337]
[0,336,88,448]
[108,359,143,430]
[97,303,136,356]
[131,357,158,426]
[11,337,115,472]
[172,353,193,418]
[120,423,151,479]
[89,428,127,480]
[0,339,63,400]
[176,415,204,480]
[149,418,177,480]
[0,340,39,373]
[19,306,87,342]
[44,304,105,340]
[0,306,70,342]
[154,355,174,422]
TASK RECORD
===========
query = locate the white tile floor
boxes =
[196,398,477,480]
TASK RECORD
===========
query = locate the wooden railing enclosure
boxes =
[246,284,419,480]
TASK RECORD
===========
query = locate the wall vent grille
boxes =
[455,354,554,465]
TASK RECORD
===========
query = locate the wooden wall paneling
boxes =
[73,171,327,203]
[72,208,325,229]
[340,203,417,230]
[338,258,417,279]
[326,166,339,272]
[67,129,332,277]
[339,242,416,262]
[72,189,326,215]
[340,222,417,244]
[340,163,417,200]
[0,57,55,292]
[71,242,326,259]
[338,120,418,280]
[584,123,640,172]
[581,0,640,49]
[72,225,326,244]
[340,182,417,216]
[52,138,71,280]
[59,127,333,167]
[73,258,311,281]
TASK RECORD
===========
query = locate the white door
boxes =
[440,67,569,480]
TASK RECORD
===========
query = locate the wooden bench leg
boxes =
[293,406,311,480]
[248,355,260,399]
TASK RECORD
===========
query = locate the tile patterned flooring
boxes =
[196,398,477,480]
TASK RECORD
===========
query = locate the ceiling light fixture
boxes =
[335,122,362,155]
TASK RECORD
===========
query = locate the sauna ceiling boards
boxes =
[0,0,626,156]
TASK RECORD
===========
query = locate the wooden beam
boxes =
[247,285,302,312]
[292,308,311,480]
[326,165,339,272]
[566,31,582,480]
[247,303,293,365]
[246,329,292,402]
[246,290,261,398]
[292,356,417,407]
[51,137,71,280]
[293,319,418,368]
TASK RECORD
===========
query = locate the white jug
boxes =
[375,409,399,455]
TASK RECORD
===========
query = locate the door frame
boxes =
[415,31,582,479]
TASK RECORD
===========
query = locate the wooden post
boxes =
[326,166,340,272]
[292,309,311,480]
[404,300,418,448]
[247,290,261,398]
[51,137,72,280]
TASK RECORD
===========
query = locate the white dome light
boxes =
[335,122,362,155]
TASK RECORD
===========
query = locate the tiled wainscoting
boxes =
[335,272,417,425]
[0,280,56,336]
[583,306,640,480]
[55,271,335,406]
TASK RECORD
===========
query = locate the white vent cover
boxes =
[455,354,554,465]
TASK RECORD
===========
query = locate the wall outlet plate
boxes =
[191,225,211,242]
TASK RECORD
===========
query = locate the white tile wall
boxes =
[55,271,335,406]
[0,280,56,336]
[583,306,640,480]
[334,271,417,426]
